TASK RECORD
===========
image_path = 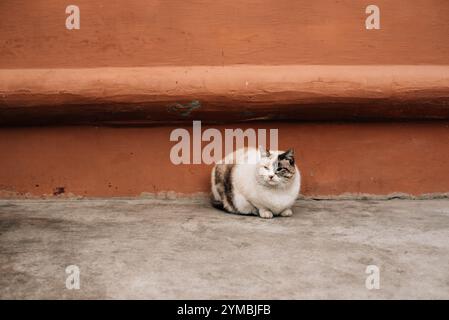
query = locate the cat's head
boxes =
[257,148,296,186]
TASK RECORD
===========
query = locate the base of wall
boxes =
[1,121,448,198]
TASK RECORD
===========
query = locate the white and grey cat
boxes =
[211,147,300,219]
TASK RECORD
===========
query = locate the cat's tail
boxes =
[210,194,224,210]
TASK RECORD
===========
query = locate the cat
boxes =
[211,147,300,219]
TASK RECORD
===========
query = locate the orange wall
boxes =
[1,0,448,68]
[2,66,449,125]
[1,122,448,198]
[1,1,449,199]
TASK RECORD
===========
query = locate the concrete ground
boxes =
[0,198,448,299]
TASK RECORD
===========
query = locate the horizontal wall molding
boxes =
[1,65,449,125]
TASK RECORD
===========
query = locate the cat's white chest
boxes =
[254,186,297,214]
[233,162,300,215]
[247,176,299,214]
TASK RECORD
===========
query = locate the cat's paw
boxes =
[280,208,293,217]
[258,209,274,219]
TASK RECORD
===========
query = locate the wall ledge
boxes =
[1,65,449,125]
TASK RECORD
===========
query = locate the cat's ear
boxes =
[258,146,271,158]
[279,149,295,165]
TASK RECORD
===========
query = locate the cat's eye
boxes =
[264,166,269,170]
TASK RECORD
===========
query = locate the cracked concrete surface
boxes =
[0,199,448,299]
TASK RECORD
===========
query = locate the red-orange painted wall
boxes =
[1,1,449,198]
[1,122,448,198]
[1,0,448,68]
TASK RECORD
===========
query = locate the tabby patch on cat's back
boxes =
[211,147,301,219]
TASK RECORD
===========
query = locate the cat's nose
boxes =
[268,175,274,180]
